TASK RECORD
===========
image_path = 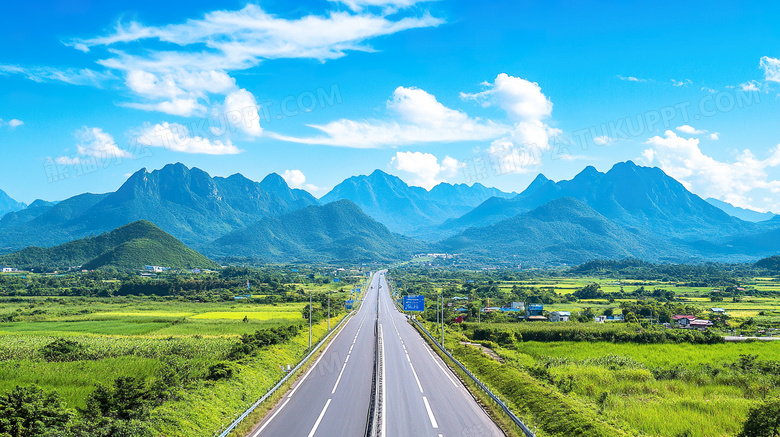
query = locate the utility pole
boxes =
[309,290,312,349]
[327,290,331,332]
[441,294,444,347]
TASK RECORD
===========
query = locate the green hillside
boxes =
[0,220,219,271]
[209,200,427,262]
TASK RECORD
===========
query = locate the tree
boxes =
[0,385,73,437]
[738,398,780,437]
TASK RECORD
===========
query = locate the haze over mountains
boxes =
[0,161,778,266]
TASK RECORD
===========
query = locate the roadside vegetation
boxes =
[391,260,780,437]
[0,265,366,436]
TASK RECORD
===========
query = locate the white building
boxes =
[550,311,571,322]
[1,266,18,273]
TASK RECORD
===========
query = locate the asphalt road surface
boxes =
[248,270,504,437]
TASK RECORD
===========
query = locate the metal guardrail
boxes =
[412,319,536,437]
[215,309,356,437]
[365,319,379,437]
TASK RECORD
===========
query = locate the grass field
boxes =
[0,294,351,435]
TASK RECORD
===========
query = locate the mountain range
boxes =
[0,189,26,218]
[209,200,425,263]
[0,161,778,266]
[705,198,777,223]
[320,170,515,235]
[0,220,219,271]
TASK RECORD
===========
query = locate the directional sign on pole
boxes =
[345,300,354,310]
[403,295,425,312]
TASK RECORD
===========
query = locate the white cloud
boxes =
[390,151,462,189]
[676,125,706,135]
[58,5,442,119]
[671,79,692,87]
[0,64,113,86]
[222,89,263,137]
[593,136,615,146]
[330,0,434,12]
[701,87,717,94]
[760,56,780,83]
[709,132,720,140]
[133,122,242,155]
[617,75,647,83]
[0,118,24,129]
[280,169,323,193]
[461,73,559,153]
[642,130,780,212]
[75,127,132,159]
[740,80,761,92]
[53,127,133,166]
[273,86,507,148]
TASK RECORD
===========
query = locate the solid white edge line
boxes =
[422,396,439,429]
[250,397,291,437]
[288,304,353,398]
[423,341,459,387]
[306,398,332,437]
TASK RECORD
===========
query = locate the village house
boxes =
[549,311,571,322]
[673,315,697,327]
[0,266,18,273]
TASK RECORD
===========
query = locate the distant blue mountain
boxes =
[0,189,26,218]
[0,164,318,252]
[209,199,427,263]
[321,170,515,235]
[440,161,755,242]
[705,198,777,223]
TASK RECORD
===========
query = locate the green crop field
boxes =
[0,291,351,436]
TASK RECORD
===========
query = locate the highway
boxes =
[376,272,504,437]
[248,273,379,437]
[248,270,504,437]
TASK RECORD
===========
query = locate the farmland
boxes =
[0,267,366,436]
[390,262,780,437]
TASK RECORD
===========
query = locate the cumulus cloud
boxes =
[761,56,780,83]
[642,130,780,212]
[281,169,323,193]
[390,151,462,189]
[740,80,761,92]
[53,127,132,166]
[671,79,692,87]
[273,86,507,148]
[0,118,24,129]
[461,73,560,168]
[222,89,263,137]
[709,132,720,140]
[133,122,242,155]
[676,125,706,135]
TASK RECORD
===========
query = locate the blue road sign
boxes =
[345,299,354,310]
[334,278,340,282]
[356,288,361,293]
[403,295,425,312]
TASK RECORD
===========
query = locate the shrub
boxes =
[207,361,240,381]
[42,338,83,362]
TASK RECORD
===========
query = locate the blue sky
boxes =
[1,0,780,212]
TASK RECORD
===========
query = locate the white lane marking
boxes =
[331,354,350,394]
[422,396,439,429]
[307,399,332,437]
[423,343,458,387]
[409,362,424,393]
[287,310,351,398]
[250,397,290,437]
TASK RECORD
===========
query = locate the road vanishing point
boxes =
[248,270,504,437]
